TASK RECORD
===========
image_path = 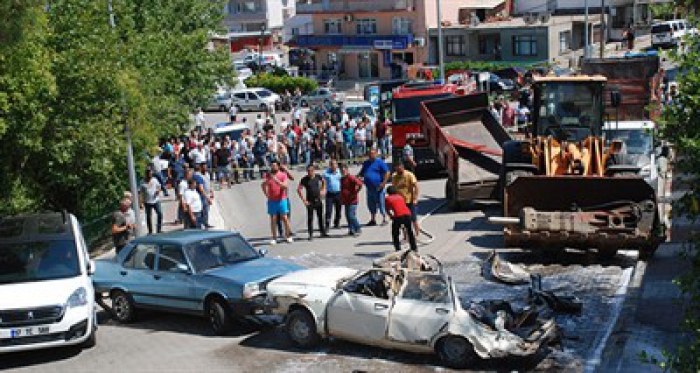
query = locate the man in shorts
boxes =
[261,161,293,244]
[391,162,420,237]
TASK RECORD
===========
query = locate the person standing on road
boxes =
[189,142,208,167]
[402,139,417,172]
[262,161,294,244]
[140,169,163,235]
[183,178,204,229]
[342,123,354,161]
[323,160,342,230]
[385,185,417,252]
[375,117,390,158]
[112,198,135,254]
[229,104,238,123]
[195,108,205,134]
[340,163,363,236]
[354,122,367,159]
[392,162,420,238]
[359,148,390,226]
[253,134,268,179]
[298,165,328,241]
[215,143,232,189]
[177,169,193,226]
[193,164,214,229]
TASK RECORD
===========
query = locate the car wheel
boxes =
[260,103,267,112]
[111,290,136,323]
[286,309,320,348]
[220,105,227,112]
[437,335,478,369]
[207,298,233,336]
[235,104,243,113]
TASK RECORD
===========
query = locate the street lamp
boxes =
[108,0,143,237]
[259,25,267,73]
[437,0,445,83]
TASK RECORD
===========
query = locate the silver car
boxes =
[207,92,232,112]
[298,88,345,108]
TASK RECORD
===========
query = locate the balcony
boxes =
[297,0,414,14]
[292,34,414,49]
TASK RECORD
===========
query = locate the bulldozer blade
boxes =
[503,176,663,251]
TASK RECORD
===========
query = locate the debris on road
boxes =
[481,250,531,285]
[529,274,583,316]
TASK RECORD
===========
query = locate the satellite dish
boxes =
[539,13,551,24]
[524,14,537,25]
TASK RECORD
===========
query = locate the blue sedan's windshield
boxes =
[0,240,80,284]
[185,235,258,273]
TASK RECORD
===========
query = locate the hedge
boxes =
[244,74,318,94]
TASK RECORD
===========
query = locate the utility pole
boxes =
[584,0,589,58]
[108,0,143,237]
[437,0,445,83]
[600,0,606,58]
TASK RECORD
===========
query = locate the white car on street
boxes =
[231,88,280,112]
[266,263,558,368]
[0,212,97,353]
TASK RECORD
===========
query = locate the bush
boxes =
[245,74,317,94]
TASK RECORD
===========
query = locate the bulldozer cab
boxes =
[532,76,606,142]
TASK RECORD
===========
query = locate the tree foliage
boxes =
[654,1,700,371]
[0,0,231,220]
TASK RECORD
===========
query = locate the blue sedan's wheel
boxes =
[437,335,478,369]
[207,298,233,336]
[285,309,320,348]
[111,291,136,323]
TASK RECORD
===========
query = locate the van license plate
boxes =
[10,326,50,338]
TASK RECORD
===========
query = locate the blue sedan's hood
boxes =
[203,257,303,285]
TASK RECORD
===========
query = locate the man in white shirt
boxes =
[177,170,191,226]
[255,114,266,134]
[293,106,302,124]
[354,124,367,158]
[140,169,163,234]
[229,104,238,123]
[195,108,206,133]
[183,178,204,229]
[189,142,207,166]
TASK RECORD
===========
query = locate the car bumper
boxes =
[0,306,95,354]
[228,295,273,317]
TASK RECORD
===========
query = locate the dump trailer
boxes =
[420,93,511,209]
[490,76,664,260]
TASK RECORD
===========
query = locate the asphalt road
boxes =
[0,110,638,372]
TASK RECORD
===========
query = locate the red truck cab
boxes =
[390,83,457,175]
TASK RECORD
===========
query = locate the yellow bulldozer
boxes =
[490,76,664,260]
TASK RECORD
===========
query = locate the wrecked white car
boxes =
[266,266,559,368]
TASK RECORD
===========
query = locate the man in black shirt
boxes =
[297,165,328,240]
[215,145,232,189]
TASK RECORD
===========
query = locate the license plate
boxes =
[9,325,50,338]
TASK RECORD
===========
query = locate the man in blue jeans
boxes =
[358,148,390,226]
[323,160,342,229]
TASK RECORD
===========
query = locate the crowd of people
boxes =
[112,102,426,252]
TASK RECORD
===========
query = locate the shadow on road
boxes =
[0,345,83,370]
[238,327,550,371]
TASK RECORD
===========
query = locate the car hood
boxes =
[203,257,303,285]
[268,267,358,288]
[0,276,87,309]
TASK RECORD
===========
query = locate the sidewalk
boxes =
[598,174,696,372]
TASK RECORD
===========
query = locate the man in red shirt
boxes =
[261,161,293,244]
[340,163,363,236]
[385,185,417,251]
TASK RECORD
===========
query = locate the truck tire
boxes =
[598,249,618,260]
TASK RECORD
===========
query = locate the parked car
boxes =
[605,120,665,191]
[231,88,280,112]
[267,262,558,368]
[476,72,516,93]
[343,100,377,124]
[213,122,248,141]
[0,212,97,353]
[298,87,345,107]
[207,91,232,112]
[93,230,302,335]
[234,63,253,79]
[652,20,694,48]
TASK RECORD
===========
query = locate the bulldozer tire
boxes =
[638,248,656,262]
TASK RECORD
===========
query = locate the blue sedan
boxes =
[93,230,302,335]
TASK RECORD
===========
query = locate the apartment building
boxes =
[223,0,296,52]
[291,0,469,80]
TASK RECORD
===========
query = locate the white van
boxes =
[0,212,97,353]
[207,91,233,112]
[231,88,280,112]
[605,121,663,191]
[652,20,691,48]
[343,100,377,124]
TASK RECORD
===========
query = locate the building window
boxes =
[356,19,377,35]
[324,18,342,34]
[512,35,537,56]
[559,30,571,54]
[392,17,413,34]
[446,36,466,56]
